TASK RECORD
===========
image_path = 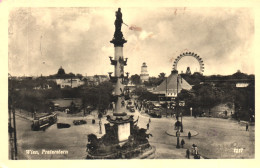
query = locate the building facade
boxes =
[153,70,192,97]
[49,66,85,88]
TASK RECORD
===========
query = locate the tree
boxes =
[133,87,158,101]
[76,74,83,80]
[231,70,248,79]
[130,74,141,85]
[144,77,160,87]
[177,89,196,107]
[81,81,113,113]
[181,73,203,86]
[158,73,166,79]
[157,72,166,85]
[68,72,75,77]
[180,84,221,115]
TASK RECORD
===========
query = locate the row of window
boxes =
[167,92,177,96]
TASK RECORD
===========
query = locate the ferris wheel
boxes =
[173,52,204,74]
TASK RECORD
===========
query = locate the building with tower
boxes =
[153,70,192,98]
[140,62,149,83]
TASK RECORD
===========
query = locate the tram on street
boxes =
[31,112,57,131]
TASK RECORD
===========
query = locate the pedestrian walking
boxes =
[224,110,227,117]
[112,102,115,112]
[246,123,249,131]
[146,123,150,130]
[188,131,191,139]
[149,118,151,123]
[194,146,198,155]
[181,139,185,148]
[99,120,102,134]
[192,144,196,155]
[186,149,190,159]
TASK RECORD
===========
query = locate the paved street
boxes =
[15,107,254,159]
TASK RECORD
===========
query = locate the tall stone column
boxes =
[114,47,124,77]
[109,8,127,115]
[108,8,131,143]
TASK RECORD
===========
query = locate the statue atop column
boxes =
[115,8,123,32]
[111,8,127,47]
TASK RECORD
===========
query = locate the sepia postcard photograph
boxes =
[1,0,259,168]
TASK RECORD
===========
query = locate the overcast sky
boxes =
[8,7,254,77]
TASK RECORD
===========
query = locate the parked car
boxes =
[199,112,206,117]
[130,107,135,112]
[57,123,71,129]
[127,105,135,110]
[126,102,133,109]
[73,120,87,125]
[149,108,162,118]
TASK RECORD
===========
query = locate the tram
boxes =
[31,112,57,131]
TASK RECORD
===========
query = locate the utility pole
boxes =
[176,130,180,149]
[177,74,178,96]
[180,112,183,132]
[71,77,72,88]
[9,77,18,160]
[12,107,18,159]
[8,107,14,159]
[176,74,179,121]
[166,77,167,117]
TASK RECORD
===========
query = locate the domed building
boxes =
[49,66,84,88]
[57,66,66,76]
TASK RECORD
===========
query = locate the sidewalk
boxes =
[150,142,205,159]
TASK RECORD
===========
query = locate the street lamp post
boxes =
[190,107,192,117]
[165,76,167,118]
[180,112,183,132]
[8,106,13,159]
[12,108,18,159]
[166,102,168,118]
[9,76,18,160]
[176,130,180,148]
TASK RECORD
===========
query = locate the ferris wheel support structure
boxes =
[173,52,204,74]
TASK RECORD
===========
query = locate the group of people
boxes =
[134,102,201,159]
[177,130,200,159]
[134,100,145,112]
[185,144,200,159]
[119,99,203,159]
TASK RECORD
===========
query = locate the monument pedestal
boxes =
[106,113,133,145]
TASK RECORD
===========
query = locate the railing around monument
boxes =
[86,142,152,159]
